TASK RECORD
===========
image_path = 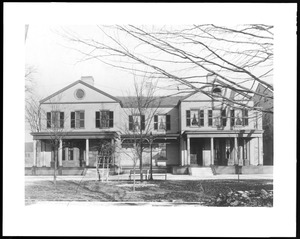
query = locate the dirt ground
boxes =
[25,178,273,206]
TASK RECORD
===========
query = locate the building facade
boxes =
[28,76,265,175]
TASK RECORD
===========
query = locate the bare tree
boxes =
[120,76,161,185]
[39,95,70,186]
[61,24,273,114]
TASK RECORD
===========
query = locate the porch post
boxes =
[180,137,185,166]
[234,137,238,165]
[111,138,114,166]
[86,138,89,167]
[33,140,37,167]
[58,140,63,167]
[187,136,190,165]
[258,137,264,165]
[210,137,214,165]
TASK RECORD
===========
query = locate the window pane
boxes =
[190,110,199,126]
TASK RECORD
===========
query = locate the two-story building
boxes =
[28,76,265,175]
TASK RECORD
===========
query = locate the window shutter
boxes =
[166,115,171,130]
[60,112,64,128]
[129,115,133,130]
[222,110,227,126]
[154,115,158,130]
[199,110,204,126]
[141,115,145,130]
[243,109,248,126]
[79,111,84,128]
[95,111,100,128]
[109,111,114,128]
[71,112,75,128]
[208,110,212,126]
[186,110,190,126]
[230,110,235,127]
[47,112,51,128]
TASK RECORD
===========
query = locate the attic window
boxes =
[212,87,222,94]
[75,89,85,99]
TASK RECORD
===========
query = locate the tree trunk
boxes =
[53,147,57,187]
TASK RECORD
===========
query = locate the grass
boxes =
[25,178,273,206]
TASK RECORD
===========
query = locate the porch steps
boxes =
[188,167,214,176]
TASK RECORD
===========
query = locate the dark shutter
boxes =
[95,111,100,128]
[243,109,248,126]
[60,112,64,128]
[222,110,227,126]
[129,115,133,130]
[71,112,75,128]
[109,111,114,128]
[79,111,85,128]
[166,115,171,130]
[47,112,51,128]
[141,115,145,130]
[208,110,212,126]
[230,110,235,127]
[199,110,204,126]
[154,115,158,130]
[186,110,190,126]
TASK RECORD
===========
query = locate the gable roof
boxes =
[39,80,122,105]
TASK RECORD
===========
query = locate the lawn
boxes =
[25,178,273,206]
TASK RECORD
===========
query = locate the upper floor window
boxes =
[186,110,204,127]
[47,111,64,129]
[71,110,85,129]
[96,110,114,128]
[154,114,171,131]
[230,109,248,127]
[208,109,227,127]
[129,115,145,131]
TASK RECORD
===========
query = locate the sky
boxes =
[4,3,297,237]
[25,25,137,98]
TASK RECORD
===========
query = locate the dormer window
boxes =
[212,87,222,94]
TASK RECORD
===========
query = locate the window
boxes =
[242,109,249,126]
[46,111,64,128]
[71,111,85,128]
[154,115,171,131]
[186,110,204,127]
[129,115,145,131]
[212,110,221,127]
[75,89,85,99]
[96,110,114,128]
[230,109,248,127]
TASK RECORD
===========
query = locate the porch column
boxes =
[258,137,264,165]
[210,137,214,165]
[111,138,115,166]
[33,140,37,167]
[234,137,238,165]
[86,139,89,167]
[58,140,63,167]
[180,137,185,166]
[187,136,190,165]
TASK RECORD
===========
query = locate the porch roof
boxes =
[120,133,180,144]
[31,131,119,140]
[182,129,264,138]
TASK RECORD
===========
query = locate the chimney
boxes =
[81,76,94,86]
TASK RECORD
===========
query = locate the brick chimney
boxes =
[81,76,94,86]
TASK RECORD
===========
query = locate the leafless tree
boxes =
[120,76,161,185]
[61,24,273,114]
[39,94,70,186]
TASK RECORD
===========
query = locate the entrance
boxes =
[190,138,209,166]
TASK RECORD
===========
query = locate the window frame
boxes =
[71,110,85,129]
